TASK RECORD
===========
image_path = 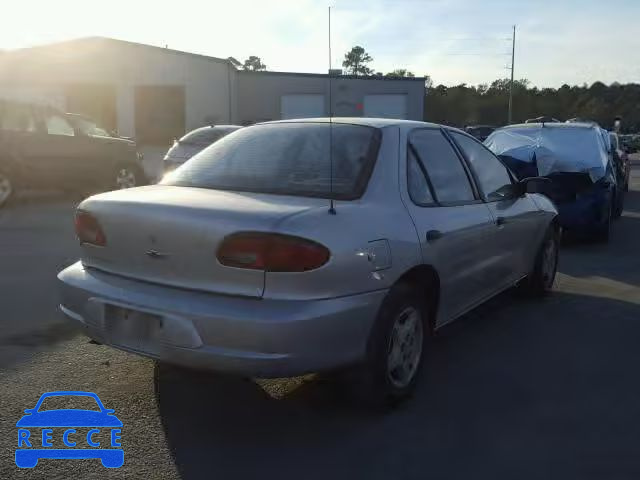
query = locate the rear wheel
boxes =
[613,191,624,219]
[594,200,613,243]
[355,283,428,407]
[114,164,143,190]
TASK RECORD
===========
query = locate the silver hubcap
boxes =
[541,236,558,288]
[0,174,12,204]
[115,168,136,189]
[387,306,423,389]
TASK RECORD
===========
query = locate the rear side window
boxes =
[407,149,435,205]
[46,114,75,136]
[451,132,512,201]
[409,129,475,204]
[1,103,37,132]
[163,123,381,200]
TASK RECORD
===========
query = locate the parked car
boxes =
[0,100,145,207]
[485,122,618,241]
[58,118,559,405]
[464,125,496,141]
[620,134,640,153]
[163,125,242,174]
[609,131,630,192]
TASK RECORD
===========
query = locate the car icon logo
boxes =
[15,391,123,468]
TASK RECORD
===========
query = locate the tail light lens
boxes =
[217,233,330,272]
[75,211,106,246]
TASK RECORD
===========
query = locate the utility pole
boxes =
[508,25,516,124]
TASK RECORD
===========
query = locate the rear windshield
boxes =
[162,123,381,200]
[179,127,238,146]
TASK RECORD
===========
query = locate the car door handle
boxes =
[426,230,443,242]
[495,216,507,226]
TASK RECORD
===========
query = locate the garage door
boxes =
[281,94,325,119]
[364,94,408,119]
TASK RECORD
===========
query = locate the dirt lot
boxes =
[0,167,639,479]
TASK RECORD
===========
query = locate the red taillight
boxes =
[75,211,106,246]
[217,233,330,272]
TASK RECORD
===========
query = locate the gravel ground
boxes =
[1,168,639,480]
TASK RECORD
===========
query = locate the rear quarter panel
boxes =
[263,126,422,300]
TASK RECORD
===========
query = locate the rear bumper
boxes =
[555,190,610,232]
[58,262,386,377]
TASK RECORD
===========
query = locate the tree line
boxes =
[426,79,640,132]
[231,46,639,132]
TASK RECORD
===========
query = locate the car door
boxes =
[24,109,87,189]
[401,127,498,326]
[448,130,543,284]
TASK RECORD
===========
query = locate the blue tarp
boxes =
[484,124,609,182]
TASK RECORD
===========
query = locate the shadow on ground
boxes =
[154,290,640,480]
[557,188,640,286]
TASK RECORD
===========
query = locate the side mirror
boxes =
[491,183,523,199]
[490,177,551,200]
[23,409,34,414]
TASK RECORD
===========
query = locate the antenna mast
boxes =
[508,25,516,124]
[328,5,336,214]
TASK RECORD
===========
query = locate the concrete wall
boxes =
[237,71,424,124]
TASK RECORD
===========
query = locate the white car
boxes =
[59,118,559,405]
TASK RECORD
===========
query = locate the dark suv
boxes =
[0,100,145,206]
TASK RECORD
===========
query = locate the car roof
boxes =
[499,122,600,131]
[193,125,242,131]
[259,117,443,130]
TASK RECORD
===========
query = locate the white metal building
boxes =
[0,37,425,175]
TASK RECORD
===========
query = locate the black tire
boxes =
[613,191,624,219]
[519,225,559,297]
[593,200,613,243]
[354,283,429,408]
[0,166,14,209]
[113,163,145,190]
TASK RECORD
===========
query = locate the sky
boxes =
[1,0,639,88]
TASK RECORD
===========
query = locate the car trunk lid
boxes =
[78,186,324,298]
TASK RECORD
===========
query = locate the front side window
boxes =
[409,129,475,204]
[46,114,75,136]
[70,115,110,137]
[451,131,512,201]
[163,123,381,200]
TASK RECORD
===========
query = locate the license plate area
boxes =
[105,305,162,354]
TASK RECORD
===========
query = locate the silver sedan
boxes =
[58,118,559,405]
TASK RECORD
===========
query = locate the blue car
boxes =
[485,122,618,242]
[15,391,123,468]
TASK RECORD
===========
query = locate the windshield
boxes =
[162,123,381,200]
